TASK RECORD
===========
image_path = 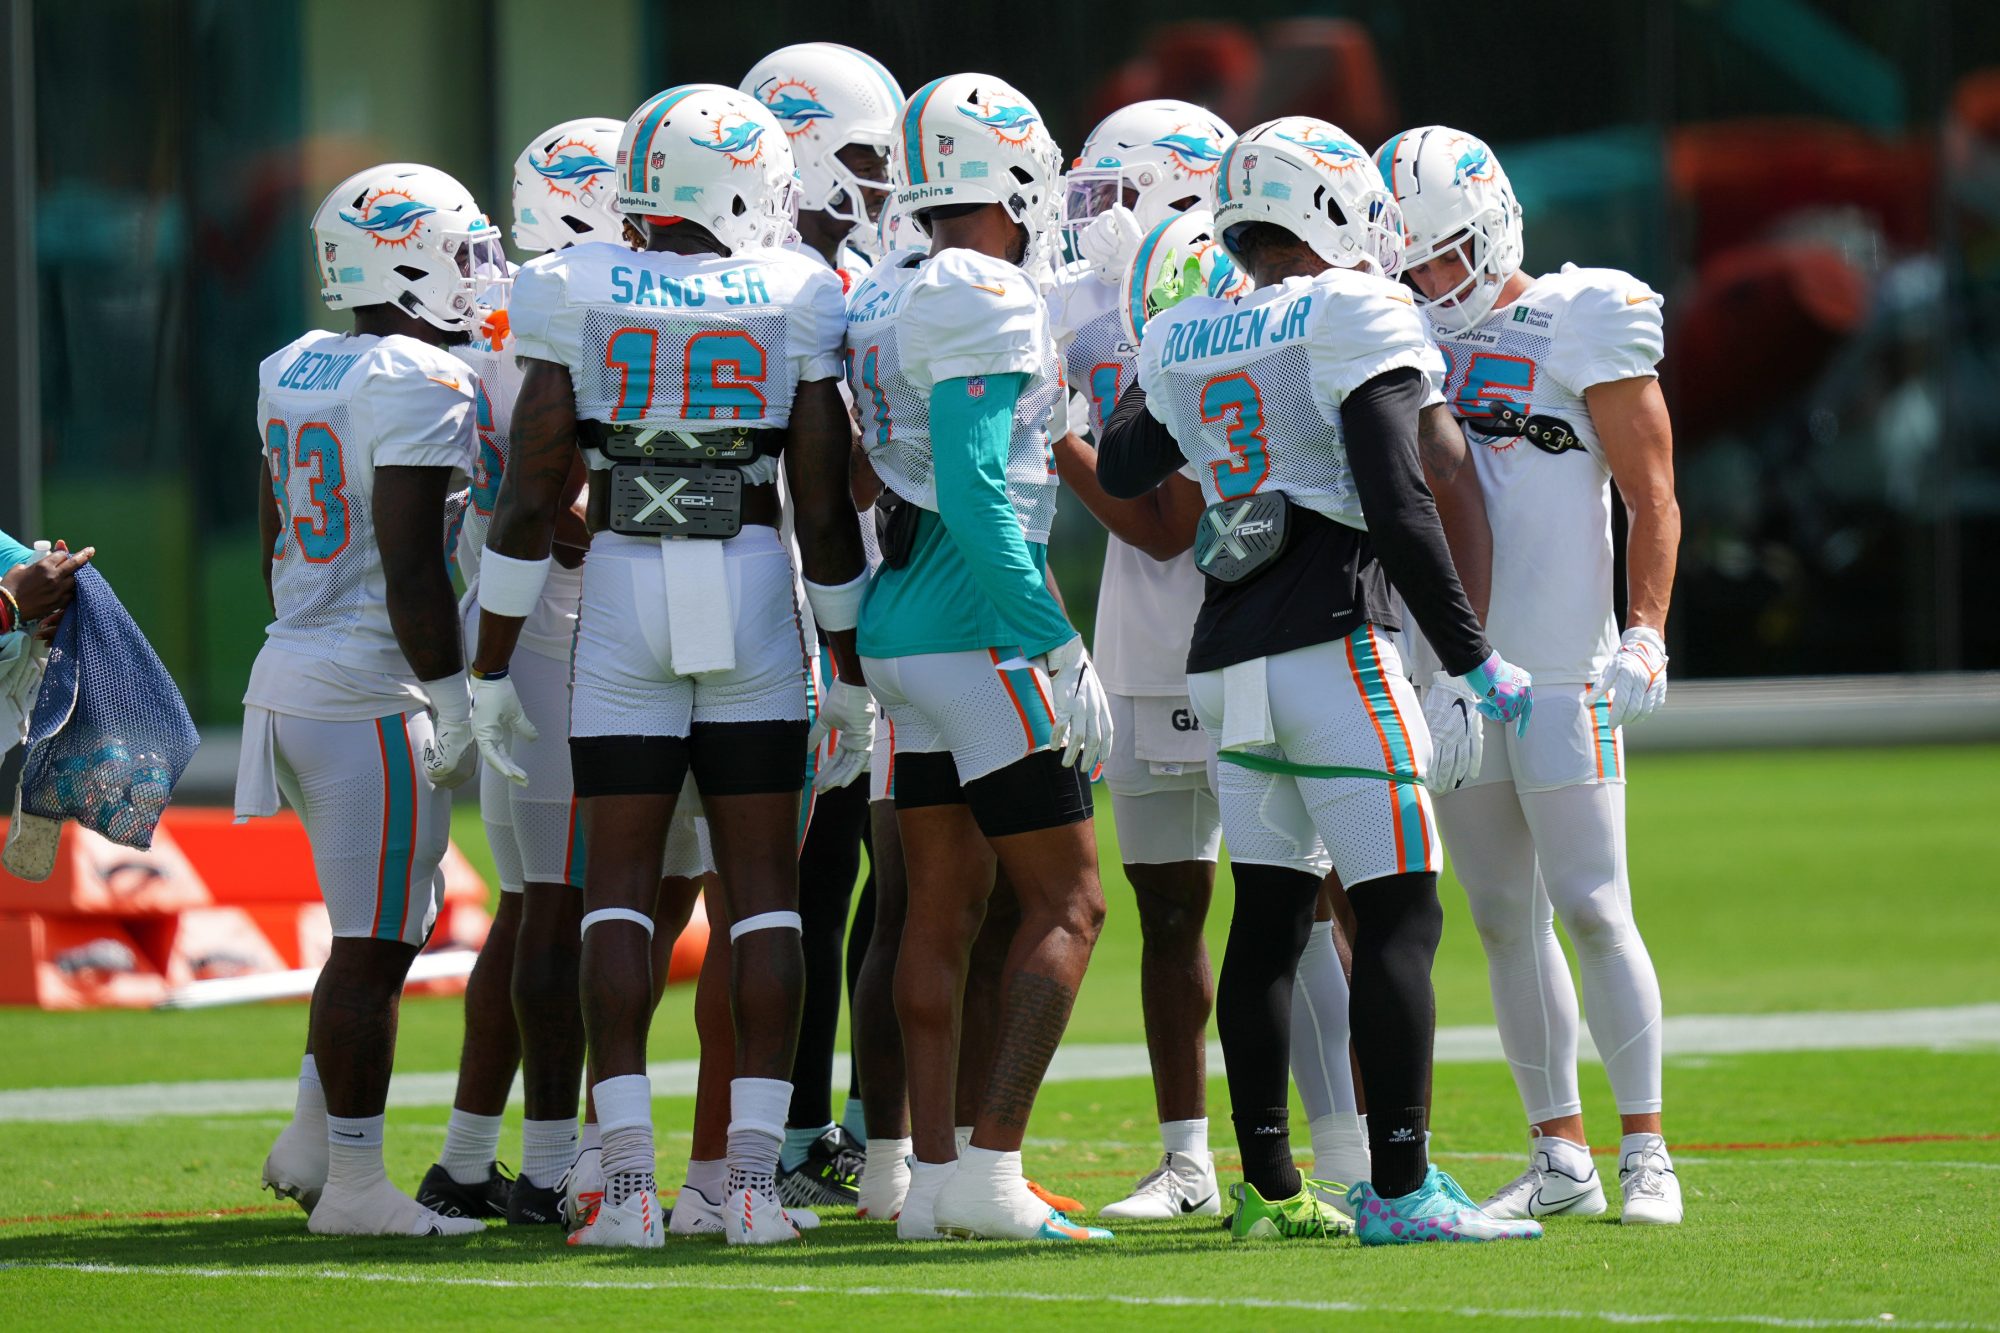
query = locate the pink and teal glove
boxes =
[1459,651,1534,736]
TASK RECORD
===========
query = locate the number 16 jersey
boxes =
[508,241,847,433]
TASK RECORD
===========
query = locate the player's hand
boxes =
[469,672,536,785]
[1042,635,1112,773]
[807,679,875,793]
[1078,205,1143,285]
[4,542,93,622]
[1589,626,1668,729]
[420,674,480,789]
[1459,651,1534,736]
[1422,675,1484,792]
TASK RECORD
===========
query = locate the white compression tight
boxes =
[1436,781,1663,1122]
[1289,919,1358,1119]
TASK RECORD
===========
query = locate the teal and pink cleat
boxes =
[1349,1167,1545,1245]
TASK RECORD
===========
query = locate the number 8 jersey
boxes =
[1137,266,1442,526]
[508,240,846,436]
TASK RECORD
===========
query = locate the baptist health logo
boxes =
[338,188,435,248]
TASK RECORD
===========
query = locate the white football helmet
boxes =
[1213,117,1403,279]
[313,163,500,332]
[1374,125,1524,332]
[512,117,627,254]
[1063,100,1235,238]
[893,73,1062,254]
[614,84,797,254]
[1120,208,1252,348]
[742,43,903,228]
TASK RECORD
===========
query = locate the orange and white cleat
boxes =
[1027,1178,1084,1214]
[567,1184,663,1249]
[724,1184,806,1246]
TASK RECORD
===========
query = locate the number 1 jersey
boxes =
[508,241,846,430]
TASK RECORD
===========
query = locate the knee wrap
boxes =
[580,907,656,939]
[729,909,803,942]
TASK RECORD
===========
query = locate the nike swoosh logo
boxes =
[970,282,1007,296]
[1385,290,1413,304]
[428,376,463,389]
[331,1129,365,1138]
[1182,1192,1217,1213]
[1626,294,1655,305]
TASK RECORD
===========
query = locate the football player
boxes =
[845,73,1112,1243]
[1046,102,1239,1220]
[468,85,870,1248]
[243,162,491,1236]
[1098,118,1541,1244]
[1379,126,1682,1225]
[739,40,905,1210]
[413,118,626,1228]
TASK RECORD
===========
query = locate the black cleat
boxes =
[778,1126,864,1209]
[416,1161,511,1220]
[507,1172,566,1226]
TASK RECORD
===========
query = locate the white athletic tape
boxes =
[580,908,655,939]
[477,550,552,619]
[729,910,802,942]
[803,570,869,633]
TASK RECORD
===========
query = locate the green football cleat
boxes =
[1226,1179,1355,1241]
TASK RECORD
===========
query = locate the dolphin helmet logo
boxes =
[1153,130,1224,176]
[758,78,834,137]
[958,97,1038,145]
[532,139,614,200]
[1278,129,1364,172]
[691,114,768,167]
[339,188,436,248]
[1452,143,1494,185]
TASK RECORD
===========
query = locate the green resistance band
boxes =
[1217,749,1426,788]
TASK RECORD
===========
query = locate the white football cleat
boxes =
[261,1119,327,1216]
[724,1184,806,1246]
[568,1184,664,1248]
[1099,1152,1221,1220]
[561,1146,603,1234]
[669,1184,723,1235]
[1481,1145,1609,1220]
[935,1172,1113,1242]
[897,1160,954,1241]
[307,1178,484,1237]
[1619,1136,1683,1225]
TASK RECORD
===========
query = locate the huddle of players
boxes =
[241,38,1681,1249]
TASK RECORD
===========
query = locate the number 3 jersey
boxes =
[507,240,846,442]
[844,246,1064,544]
[249,330,476,716]
[1427,263,1664,684]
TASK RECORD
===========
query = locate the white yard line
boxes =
[3,1003,1994,1124]
[2,1262,1991,1331]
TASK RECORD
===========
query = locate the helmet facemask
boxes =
[1402,204,1518,332]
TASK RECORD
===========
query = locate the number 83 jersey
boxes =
[1137,267,1442,527]
[508,241,847,434]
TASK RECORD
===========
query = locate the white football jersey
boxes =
[453,300,584,662]
[253,330,475,691]
[1046,260,1204,697]
[845,246,1064,543]
[1427,263,1664,683]
[1139,267,1443,527]
[510,241,847,431]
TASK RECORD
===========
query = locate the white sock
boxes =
[684,1157,727,1201]
[593,1075,654,1205]
[908,1157,955,1192]
[953,1124,974,1154]
[579,1121,601,1154]
[438,1109,503,1185]
[522,1118,580,1190]
[1160,1117,1208,1160]
[295,1054,328,1132]
[727,1077,791,1194]
[325,1113,388,1192]
[1309,1111,1372,1187]
[864,1138,912,1184]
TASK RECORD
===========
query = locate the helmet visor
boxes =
[1061,166,1143,236]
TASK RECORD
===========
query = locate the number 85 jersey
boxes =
[508,241,846,433]
[1137,266,1441,526]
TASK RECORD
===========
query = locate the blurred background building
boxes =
[2,0,1997,725]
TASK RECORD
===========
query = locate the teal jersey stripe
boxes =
[1000,660,1055,750]
[901,77,949,184]
[374,716,418,940]
[1593,696,1620,779]
[1350,629,1428,871]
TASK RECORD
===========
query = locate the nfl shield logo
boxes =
[651,150,666,169]
[323,241,337,262]
[938,135,955,157]
[966,376,985,398]
[1242,153,1259,170]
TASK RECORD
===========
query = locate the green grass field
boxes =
[3,746,1998,1329]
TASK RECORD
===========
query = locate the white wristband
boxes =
[803,569,871,633]
[478,550,552,619]
[424,672,471,722]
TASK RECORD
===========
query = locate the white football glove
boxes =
[420,674,479,789]
[1042,635,1112,773]
[807,679,876,794]
[1590,626,1669,729]
[470,672,538,786]
[1421,675,1484,793]
[1078,204,1143,285]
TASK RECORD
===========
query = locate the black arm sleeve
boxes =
[1341,367,1491,677]
[1096,380,1188,499]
